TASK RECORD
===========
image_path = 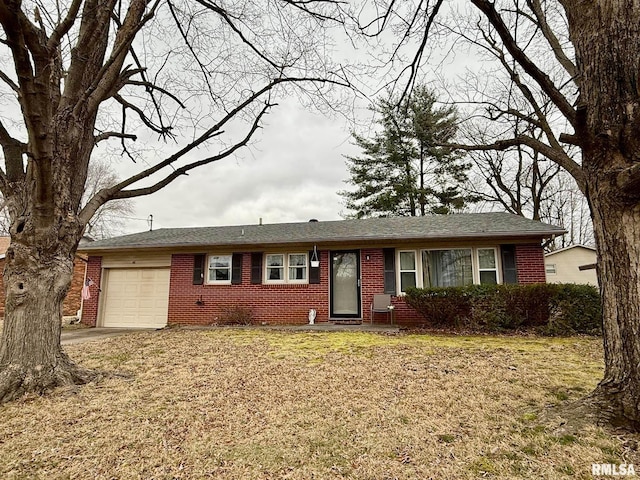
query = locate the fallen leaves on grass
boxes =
[0,329,636,479]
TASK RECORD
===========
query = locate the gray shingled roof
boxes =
[79,213,565,252]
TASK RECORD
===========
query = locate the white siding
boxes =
[545,246,598,286]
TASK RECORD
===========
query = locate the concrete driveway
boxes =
[61,327,155,345]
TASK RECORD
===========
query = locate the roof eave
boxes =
[78,229,565,254]
[545,243,597,257]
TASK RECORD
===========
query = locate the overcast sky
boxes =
[109,13,478,236]
[116,99,363,234]
[0,2,481,238]
[102,6,471,237]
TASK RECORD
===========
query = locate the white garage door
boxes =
[101,268,170,328]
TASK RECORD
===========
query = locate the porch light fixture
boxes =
[310,245,320,268]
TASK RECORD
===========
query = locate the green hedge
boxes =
[404,283,601,335]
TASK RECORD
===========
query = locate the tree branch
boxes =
[0,4,45,138]
[166,0,217,98]
[93,131,138,144]
[356,0,399,35]
[479,25,580,153]
[11,6,47,61]
[0,118,25,183]
[398,0,445,102]
[125,80,186,109]
[470,0,577,127]
[282,0,349,22]
[559,133,580,145]
[0,69,19,92]
[113,93,173,137]
[61,0,118,110]
[113,104,269,199]
[111,10,176,135]
[525,0,576,79]
[79,101,270,223]
[86,0,161,111]
[47,0,83,50]
[193,0,286,72]
[450,135,585,192]
[79,75,347,222]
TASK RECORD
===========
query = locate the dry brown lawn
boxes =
[0,328,638,479]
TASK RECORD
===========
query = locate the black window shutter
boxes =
[501,245,518,284]
[383,248,396,295]
[309,250,321,284]
[231,253,243,285]
[193,254,205,285]
[251,252,263,284]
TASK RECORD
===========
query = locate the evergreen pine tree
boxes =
[341,87,475,217]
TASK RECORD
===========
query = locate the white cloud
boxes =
[120,100,360,233]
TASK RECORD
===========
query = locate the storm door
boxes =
[330,250,361,318]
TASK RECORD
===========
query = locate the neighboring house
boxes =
[545,244,598,286]
[78,213,565,328]
[0,236,88,318]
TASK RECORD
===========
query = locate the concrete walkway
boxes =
[60,323,401,345]
[181,323,402,334]
[264,323,401,333]
[61,327,155,345]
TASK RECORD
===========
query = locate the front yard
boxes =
[0,328,637,479]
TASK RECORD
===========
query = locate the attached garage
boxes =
[100,267,170,328]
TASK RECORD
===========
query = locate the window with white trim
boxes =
[266,254,285,282]
[288,253,308,282]
[477,248,499,284]
[545,263,557,275]
[208,255,232,284]
[265,253,308,284]
[398,250,417,293]
[422,249,473,287]
[395,246,504,292]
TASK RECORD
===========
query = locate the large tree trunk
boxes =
[587,186,640,429]
[561,0,640,428]
[0,0,124,402]
[0,230,94,402]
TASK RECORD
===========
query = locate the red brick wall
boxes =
[170,249,424,326]
[62,256,87,316]
[360,248,423,325]
[81,242,549,328]
[0,256,86,318]
[80,256,103,326]
[168,252,330,325]
[515,244,547,284]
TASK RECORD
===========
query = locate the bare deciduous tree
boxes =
[82,159,135,239]
[364,0,640,428]
[464,123,593,249]
[0,0,350,401]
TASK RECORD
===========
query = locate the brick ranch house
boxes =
[0,236,88,318]
[78,213,565,328]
